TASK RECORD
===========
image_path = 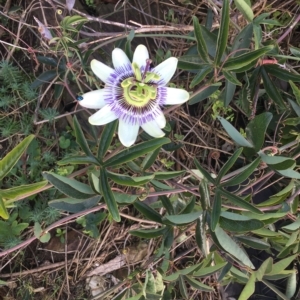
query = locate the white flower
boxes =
[77,45,189,147]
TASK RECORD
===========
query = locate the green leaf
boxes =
[199,179,211,210]
[234,0,254,22]
[189,84,221,105]
[31,70,58,89]
[216,148,243,184]
[134,200,162,224]
[223,46,273,71]
[200,26,219,58]
[141,148,160,170]
[230,266,249,283]
[0,181,47,200]
[196,214,207,256]
[221,157,261,187]
[0,135,34,181]
[276,168,300,179]
[252,228,280,237]
[107,171,154,187]
[220,211,251,221]
[43,172,95,199]
[218,116,253,148]
[34,222,51,243]
[285,272,297,299]
[183,275,214,292]
[264,65,300,82]
[160,196,174,215]
[129,227,166,238]
[259,152,295,166]
[193,158,216,184]
[231,23,253,57]
[256,257,273,281]
[163,264,202,281]
[214,225,255,269]
[245,112,272,152]
[0,197,9,219]
[62,15,87,26]
[97,120,117,160]
[178,55,204,70]
[261,279,290,300]
[289,80,300,105]
[217,262,232,282]
[180,196,196,214]
[190,66,213,89]
[223,78,236,106]
[210,189,222,231]
[59,136,70,149]
[220,188,263,214]
[57,155,100,165]
[192,16,210,63]
[261,66,286,109]
[113,192,137,204]
[219,217,264,232]
[236,236,270,250]
[73,115,93,157]
[264,271,295,281]
[163,225,174,249]
[48,195,101,213]
[290,46,300,57]
[163,211,202,225]
[193,263,227,277]
[223,70,242,86]
[99,169,120,222]
[238,272,255,300]
[266,254,297,275]
[37,56,58,67]
[282,218,300,231]
[283,116,300,126]
[0,279,8,286]
[103,138,170,167]
[288,99,300,117]
[215,0,230,65]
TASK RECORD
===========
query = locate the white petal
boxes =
[91,59,114,84]
[118,119,139,147]
[142,120,165,138]
[133,45,149,70]
[164,87,190,105]
[77,89,107,109]
[154,110,166,128]
[88,105,118,125]
[152,57,178,85]
[112,48,131,70]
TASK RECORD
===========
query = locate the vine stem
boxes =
[277,14,300,44]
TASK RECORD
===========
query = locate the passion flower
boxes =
[77,45,189,147]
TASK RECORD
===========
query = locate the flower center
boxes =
[121,62,160,108]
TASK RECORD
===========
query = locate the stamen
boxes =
[142,59,152,81]
[132,62,142,82]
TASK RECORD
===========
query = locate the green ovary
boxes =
[122,80,157,107]
[121,64,160,108]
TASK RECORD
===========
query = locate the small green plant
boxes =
[56,228,66,243]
